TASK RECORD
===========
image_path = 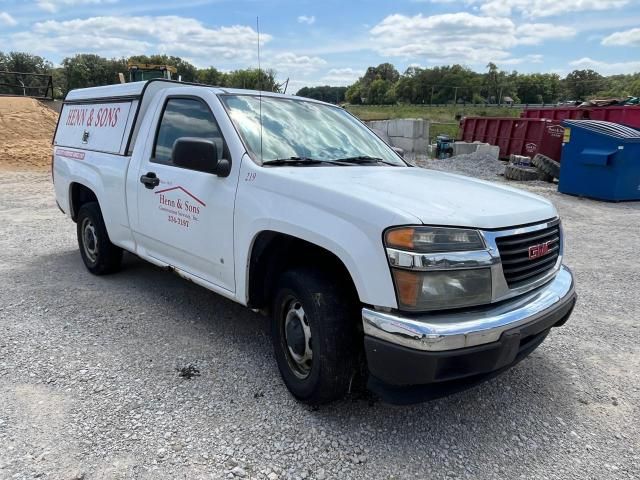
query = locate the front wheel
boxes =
[271,268,359,404]
[76,202,123,275]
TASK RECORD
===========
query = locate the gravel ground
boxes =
[1,169,639,480]
[414,152,508,181]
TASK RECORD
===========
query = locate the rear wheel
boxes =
[76,202,123,275]
[271,268,358,404]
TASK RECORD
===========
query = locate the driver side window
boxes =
[153,97,225,167]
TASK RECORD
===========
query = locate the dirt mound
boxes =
[0,97,59,171]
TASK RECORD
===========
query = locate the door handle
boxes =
[140,172,160,189]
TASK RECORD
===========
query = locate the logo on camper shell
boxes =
[547,125,564,138]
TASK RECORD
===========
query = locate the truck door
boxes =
[135,95,236,293]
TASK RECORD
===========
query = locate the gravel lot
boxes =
[1,169,639,480]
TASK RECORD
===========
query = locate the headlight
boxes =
[385,227,485,253]
[385,226,492,311]
[391,268,492,311]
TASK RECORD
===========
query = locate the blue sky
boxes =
[0,0,638,92]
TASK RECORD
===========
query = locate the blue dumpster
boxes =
[559,120,640,201]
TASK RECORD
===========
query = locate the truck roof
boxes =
[64,79,329,106]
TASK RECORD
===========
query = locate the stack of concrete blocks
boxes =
[367,119,430,155]
[453,141,500,160]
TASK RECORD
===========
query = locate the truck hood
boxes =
[266,166,557,229]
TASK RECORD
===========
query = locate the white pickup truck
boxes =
[52,79,576,404]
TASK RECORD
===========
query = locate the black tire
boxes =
[76,202,123,275]
[532,153,561,179]
[504,164,540,181]
[509,154,531,166]
[271,268,358,404]
[538,171,555,183]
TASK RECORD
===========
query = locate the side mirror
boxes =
[172,137,231,177]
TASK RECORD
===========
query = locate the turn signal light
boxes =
[385,228,415,250]
[385,226,485,253]
[392,269,421,307]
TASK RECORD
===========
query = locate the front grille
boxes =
[495,222,561,288]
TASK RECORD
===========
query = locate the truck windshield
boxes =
[220,94,405,166]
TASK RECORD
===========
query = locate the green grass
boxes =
[347,104,522,144]
[346,105,522,123]
[346,104,522,122]
[429,123,459,140]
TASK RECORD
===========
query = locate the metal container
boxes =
[459,117,564,161]
[522,106,640,129]
[559,120,640,201]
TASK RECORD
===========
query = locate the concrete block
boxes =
[365,119,430,153]
[388,118,427,139]
[389,136,429,154]
[453,141,479,156]
[476,144,500,159]
[385,119,403,137]
[367,121,389,135]
[370,127,391,144]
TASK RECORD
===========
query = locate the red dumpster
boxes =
[459,117,564,161]
[522,106,640,129]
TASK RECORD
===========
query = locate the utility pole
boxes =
[430,85,434,105]
[453,86,459,105]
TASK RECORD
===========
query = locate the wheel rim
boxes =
[81,217,98,264]
[282,297,312,379]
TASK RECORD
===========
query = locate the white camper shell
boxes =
[55,81,187,155]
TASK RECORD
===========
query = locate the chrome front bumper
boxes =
[362,265,575,352]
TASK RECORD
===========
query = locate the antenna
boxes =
[257,16,263,162]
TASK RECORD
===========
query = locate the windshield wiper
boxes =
[262,157,347,166]
[333,156,399,166]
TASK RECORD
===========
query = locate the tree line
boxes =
[294,85,348,104]
[0,51,278,98]
[301,62,640,106]
[3,51,639,105]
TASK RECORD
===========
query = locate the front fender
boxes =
[234,185,401,309]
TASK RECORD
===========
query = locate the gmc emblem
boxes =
[529,241,551,259]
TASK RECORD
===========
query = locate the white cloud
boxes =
[602,28,640,47]
[36,0,119,13]
[5,16,270,66]
[369,13,572,65]
[297,15,316,25]
[569,57,640,75]
[498,54,545,66]
[268,52,326,73]
[516,23,576,45]
[370,13,515,64]
[479,0,629,18]
[0,11,17,26]
[321,68,362,85]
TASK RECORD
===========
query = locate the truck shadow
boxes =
[18,248,582,473]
